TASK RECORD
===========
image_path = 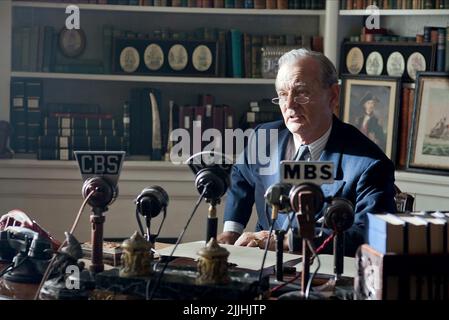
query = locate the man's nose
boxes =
[285,91,297,108]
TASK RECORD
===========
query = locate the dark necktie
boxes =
[293,145,310,161]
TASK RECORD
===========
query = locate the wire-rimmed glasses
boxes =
[271,94,310,106]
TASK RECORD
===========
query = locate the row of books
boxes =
[105,26,320,78]
[12,25,103,74]
[341,0,449,9]
[20,0,326,9]
[396,84,415,168]
[10,79,43,153]
[367,211,449,255]
[11,22,321,78]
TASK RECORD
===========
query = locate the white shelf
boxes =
[340,9,449,16]
[13,1,325,16]
[11,71,274,84]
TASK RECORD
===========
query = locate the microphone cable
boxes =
[34,189,96,300]
[304,239,321,299]
[146,186,208,300]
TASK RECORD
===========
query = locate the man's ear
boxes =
[329,83,340,111]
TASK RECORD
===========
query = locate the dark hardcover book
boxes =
[230,29,243,78]
[25,80,43,153]
[446,26,449,72]
[140,88,153,157]
[103,25,114,74]
[437,28,446,72]
[42,26,54,72]
[366,213,405,254]
[129,88,142,155]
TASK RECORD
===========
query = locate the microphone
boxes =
[264,183,292,220]
[135,186,169,219]
[81,177,117,209]
[264,182,292,282]
[186,151,233,242]
[194,167,230,202]
[324,198,354,233]
[289,183,324,219]
[323,197,354,278]
[135,186,169,243]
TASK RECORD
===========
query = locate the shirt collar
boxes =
[292,123,333,161]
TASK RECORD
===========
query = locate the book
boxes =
[81,241,123,266]
[421,217,447,254]
[397,215,428,254]
[366,213,406,254]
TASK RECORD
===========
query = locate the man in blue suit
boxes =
[217,49,396,257]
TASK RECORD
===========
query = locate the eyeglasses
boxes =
[271,94,310,106]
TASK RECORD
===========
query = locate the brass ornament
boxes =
[119,231,153,278]
[196,238,230,285]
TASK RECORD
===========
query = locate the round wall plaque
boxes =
[192,45,212,72]
[407,52,426,80]
[346,47,364,75]
[365,51,383,76]
[168,44,188,71]
[119,46,140,73]
[386,51,405,77]
[58,28,86,58]
[144,43,164,71]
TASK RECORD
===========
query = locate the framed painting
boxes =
[341,75,401,161]
[407,72,449,175]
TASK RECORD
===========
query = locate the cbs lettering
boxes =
[80,154,120,175]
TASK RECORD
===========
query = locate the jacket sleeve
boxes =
[223,162,255,227]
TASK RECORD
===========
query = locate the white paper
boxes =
[157,241,356,278]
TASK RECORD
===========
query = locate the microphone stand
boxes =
[296,192,317,298]
[90,206,108,273]
[206,199,219,242]
[333,231,344,281]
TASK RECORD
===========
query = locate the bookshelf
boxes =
[10,71,275,84]
[337,3,449,213]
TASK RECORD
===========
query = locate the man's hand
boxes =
[217,231,240,244]
[234,231,276,250]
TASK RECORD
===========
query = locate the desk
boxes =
[0,242,354,300]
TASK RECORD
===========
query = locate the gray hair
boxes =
[277,48,338,88]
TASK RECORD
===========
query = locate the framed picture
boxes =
[340,42,436,83]
[341,75,401,160]
[407,72,449,175]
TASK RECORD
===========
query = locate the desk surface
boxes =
[0,242,354,300]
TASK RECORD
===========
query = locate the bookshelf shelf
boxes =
[13,1,325,16]
[10,71,275,84]
[339,9,449,16]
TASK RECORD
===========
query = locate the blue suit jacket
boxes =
[223,116,396,256]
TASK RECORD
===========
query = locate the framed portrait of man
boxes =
[408,72,449,175]
[340,75,401,161]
